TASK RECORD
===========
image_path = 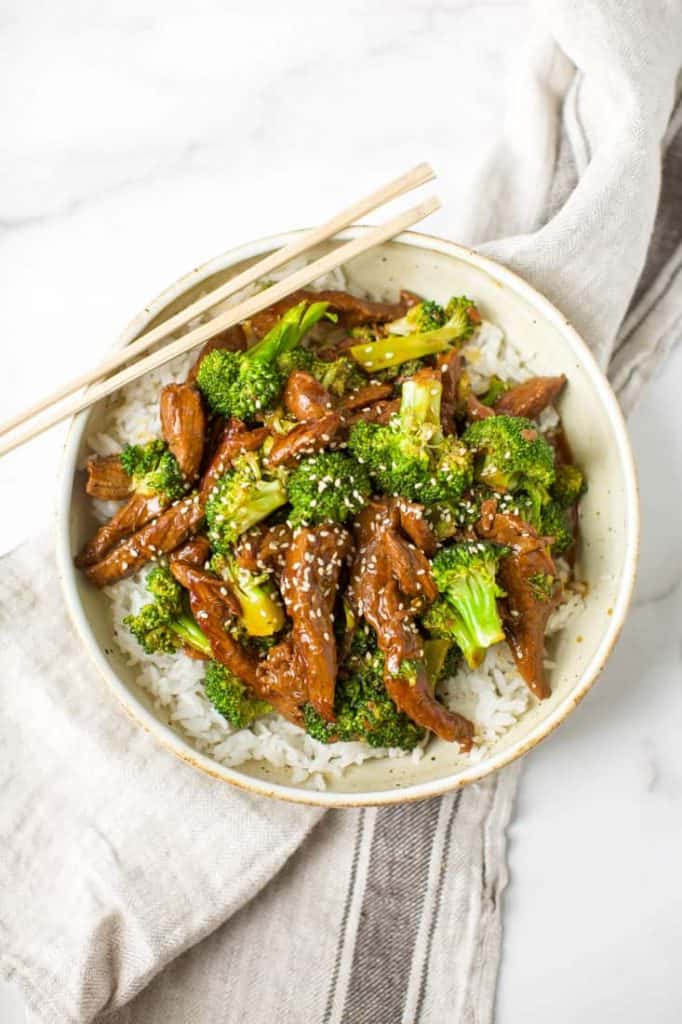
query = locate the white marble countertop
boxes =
[1,1,681,1020]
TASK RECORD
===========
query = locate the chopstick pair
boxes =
[0,164,440,457]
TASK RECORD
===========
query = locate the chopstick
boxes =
[0,194,440,458]
[0,163,434,443]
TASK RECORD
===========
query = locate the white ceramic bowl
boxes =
[56,227,639,806]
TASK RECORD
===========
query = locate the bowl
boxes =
[56,227,639,806]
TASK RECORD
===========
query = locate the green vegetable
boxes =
[350,295,479,371]
[119,439,186,500]
[123,564,211,657]
[541,501,574,555]
[211,553,285,636]
[385,299,447,335]
[527,571,557,602]
[203,660,272,728]
[276,348,366,397]
[425,541,508,669]
[551,463,586,508]
[205,450,288,552]
[197,300,333,420]
[463,414,556,519]
[423,636,459,683]
[348,375,472,502]
[303,628,424,751]
[287,451,371,527]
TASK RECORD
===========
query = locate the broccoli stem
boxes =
[248,300,331,363]
[172,615,213,657]
[448,573,505,666]
[399,377,442,439]
[350,327,460,372]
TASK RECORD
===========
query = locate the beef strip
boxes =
[348,501,473,747]
[78,382,207,569]
[546,421,574,467]
[494,375,567,418]
[284,371,334,421]
[477,502,561,699]
[233,522,294,578]
[160,383,206,482]
[249,289,409,337]
[171,561,309,723]
[75,491,168,568]
[169,535,212,569]
[266,412,344,468]
[435,350,462,435]
[256,640,308,726]
[234,526,267,572]
[465,393,495,422]
[345,398,400,427]
[85,495,205,587]
[186,324,247,382]
[199,420,269,501]
[84,455,133,501]
[182,645,212,661]
[399,289,423,309]
[279,525,354,722]
[169,561,255,675]
[255,523,293,576]
[395,498,438,556]
[339,382,393,412]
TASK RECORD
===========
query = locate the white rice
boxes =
[87,271,584,788]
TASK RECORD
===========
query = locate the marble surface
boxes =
[1,1,681,1020]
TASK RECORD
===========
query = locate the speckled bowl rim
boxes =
[55,226,640,807]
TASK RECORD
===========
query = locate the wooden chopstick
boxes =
[0,163,434,441]
[0,195,440,458]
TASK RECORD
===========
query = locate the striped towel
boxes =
[2,3,680,1023]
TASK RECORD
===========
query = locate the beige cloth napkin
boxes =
[2,2,681,1022]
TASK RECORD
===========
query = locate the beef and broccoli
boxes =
[76,286,585,753]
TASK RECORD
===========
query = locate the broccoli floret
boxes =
[210,552,285,637]
[424,485,488,541]
[203,660,272,728]
[277,348,366,397]
[495,489,541,528]
[197,300,332,420]
[527,571,558,602]
[303,635,424,751]
[385,299,447,336]
[463,414,556,519]
[541,501,574,554]
[551,463,586,508]
[145,562,183,607]
[205,450,288,551]
[348,324,378,343]
[303,704,338,744]
[119,439,186,500]
[350,295,480,372]
[374,357,428,383]
[348,376,472,503]
[425,541,508,669]
[287,452,371,527]
[123,563,211,657]
[444,296,481,338]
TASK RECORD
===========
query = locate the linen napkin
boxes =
[2,2,681,1022]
